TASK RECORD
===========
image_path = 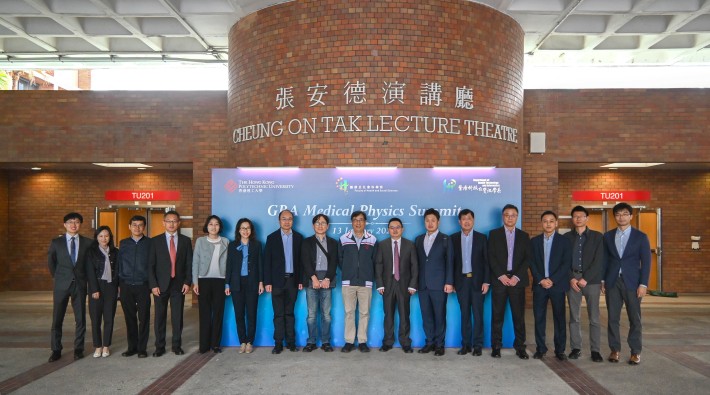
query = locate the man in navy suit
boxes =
[264,209,303,354]
[415,208,454,356]
[149,210,193,357]
[47,212,92,362]
[488,204,532,359]
[603,202,651,365]
[451,209,489,356]
[530,211,572,361]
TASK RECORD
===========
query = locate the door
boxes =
[638,208,661,291]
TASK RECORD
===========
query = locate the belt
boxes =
[284,273,294,278]
[573,269,583,274]
[464,273,473,278]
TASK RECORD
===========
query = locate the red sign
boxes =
[105,190,181,201]
[572,190,650,201]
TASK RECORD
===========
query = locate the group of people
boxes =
[47,201,650,367]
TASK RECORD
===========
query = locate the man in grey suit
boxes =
[375,217,418,353]
[48,212,92,362]
[565,206,605,362]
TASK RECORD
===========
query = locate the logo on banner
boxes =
[443,179,457,191]
[224,179,239,193]
[455,178,502,194]
[335,177,349,193]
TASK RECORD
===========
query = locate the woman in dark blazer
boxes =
[86,225,119,358]
[225,218,263,353]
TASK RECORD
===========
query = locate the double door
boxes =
[96,206,174,242]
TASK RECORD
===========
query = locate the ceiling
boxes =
[0,0,708,68]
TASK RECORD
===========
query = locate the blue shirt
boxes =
[461,231,473,273]
[282,230,293,274]
[543,232,554,278]
[238,242,249,276]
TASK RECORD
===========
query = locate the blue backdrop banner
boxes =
[212,167,521,348]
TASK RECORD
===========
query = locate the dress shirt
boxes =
[543,232,554,278]
[65,233,79,259]
[505,227,515,271]
[238,242,249,276]
[315,236,328,272]
[461,231,473,273]
[281,230,293,274]
[100,245,112,282]
[424,230,439,256]
[165,231,178,251]
[573,228,586,272]
[615,227,628,275]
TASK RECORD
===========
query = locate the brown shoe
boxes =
[608,350,620,363]
[239,343,247,354]
[245,343,253,353]
[628,353,641,365]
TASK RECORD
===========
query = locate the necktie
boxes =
[70,237,77,266]
[394,240,400,281]
[170,235,176,278]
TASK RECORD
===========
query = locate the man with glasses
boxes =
[603,202,651,365]
[338,211,378,353]
[48,213,92,362]
[149,210,192,357]
[264,209,303,354]
[375,217,418,353]
[118,215,152,358]
[488,204,532,359]
[564,206,604,362]
[300,214,338,352]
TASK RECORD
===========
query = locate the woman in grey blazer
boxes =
[192,215,229,353]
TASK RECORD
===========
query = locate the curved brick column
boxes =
[228,0,524,168]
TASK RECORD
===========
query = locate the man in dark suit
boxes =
[530,211,572,361]
[300,214,338,352]
[565,206,605,362]
[451,209,489,357]
[488,203,532,359]
[48,212,92,362]
[603,202,651,365]
[264,209,303,354]
[148,210,193,357]
[415,208,454,356]
[375,217,418,353]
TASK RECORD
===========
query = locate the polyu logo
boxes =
[443,179,457,191]
[335,177,349,193]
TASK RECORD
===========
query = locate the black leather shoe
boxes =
[286,343,298,352]
[213,347,222,353]
[73,350,84,360]
[434,347,445,356]
[379,345,392,352]
[173,347,185,355]
[457,346,471,355]
[137,351,148,358]
[271,345,283,354]
[591,351,604,362]
[302,343,317,352]
[48,351,61,362]
[516,349,529,360]
[341,343,354,353]
[556,353,568,361]
[321,343,334,352]
[153,348,166,357]
[533,351,545,359]
[568,349,581,359]
[472,347,482,356]
[121,350,137,357]
[402,346,413,353]
[491,348,501,358]
[358,343,370,352]
[418,344,435,354]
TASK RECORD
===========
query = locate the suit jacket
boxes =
[301,235,338,287]
[48,234,92,292]
[603,227,651,289]
[530,232,572,292]
[85,242,119,294]
[563,227,604,284]
[415,232,454,291]
[264,229,303,289]
[148,232,193,292]
[225,239,263,292]
[375,237,418,292]
[451,230,490,290]
[487,227,532,287]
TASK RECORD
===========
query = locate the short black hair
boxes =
[129,215,146,226]
[502,204,518,214]
[458,208,474,219]
[312,214,329,225]
[613,202,633,215]
[541,210,558,220]
[570,205,589,217]
[278,209,293,219]
[235,218,256,241]
[351,211,367,221]
[164,210,180,219]
[388,217,403,227]
[424,208,440,220]
[64,212,83,223]
[94,225,115,248]
[202,215,223,234]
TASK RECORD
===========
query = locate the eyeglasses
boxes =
[239,227,251,231]
[65,220,81,225]
[572,215,587,220]
[389,226,402,230]
[130,223,145,228]
[280,217,293,222]
[314,222,328,226]
[503,214,518,218]
[164,220,179,224]
[614,212,631,217]
[352,218,365,223]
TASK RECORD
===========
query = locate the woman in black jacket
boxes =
[86,225,119,358]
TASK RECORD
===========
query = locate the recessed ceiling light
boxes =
[92,163,153,168]
[31,167,42,171]
[600,163,664,168]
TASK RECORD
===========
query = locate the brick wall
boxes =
[5,170,193,290]
[0,171,7,288]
